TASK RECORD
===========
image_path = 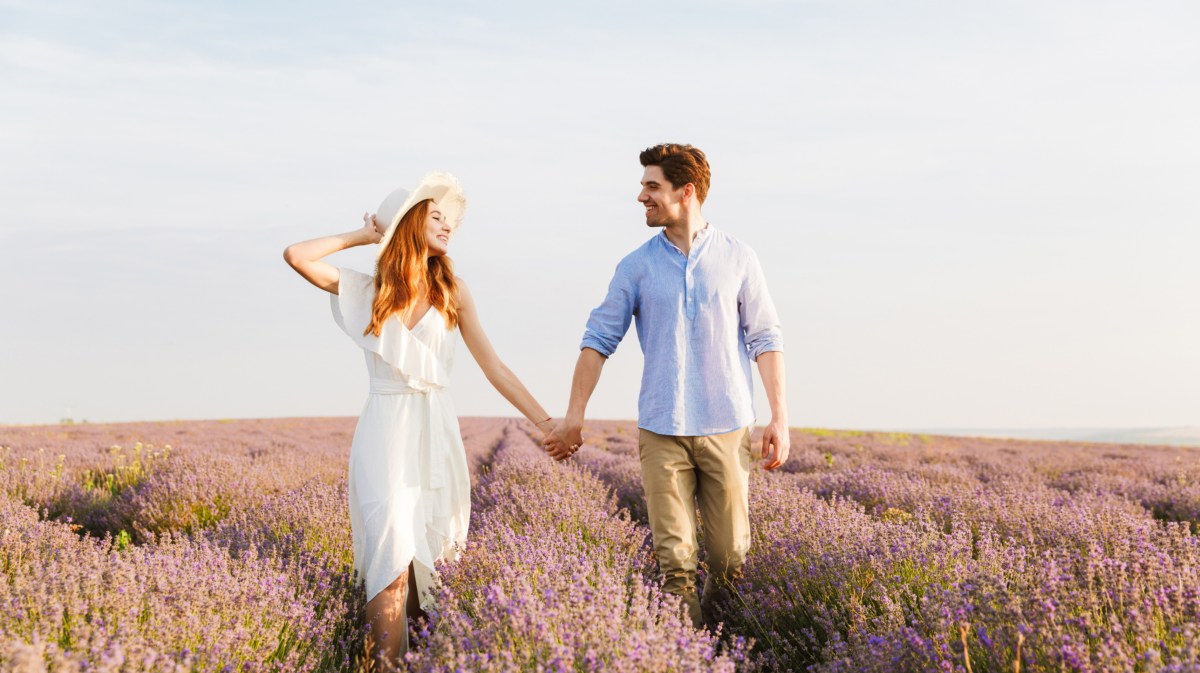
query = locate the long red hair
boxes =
[364,199,460,337]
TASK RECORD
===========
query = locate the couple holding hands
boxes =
[284,143,789,664]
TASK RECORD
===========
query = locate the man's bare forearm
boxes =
[756,351,788,424]
[564,348,607,425]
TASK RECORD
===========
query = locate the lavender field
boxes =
[3,418,1200,672]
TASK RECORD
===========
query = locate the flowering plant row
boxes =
[3,418,1200,671]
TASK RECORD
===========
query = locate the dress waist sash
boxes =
[366,377,450,488]
[369,378,444,396]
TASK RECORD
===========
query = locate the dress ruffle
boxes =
[331,268,449,389]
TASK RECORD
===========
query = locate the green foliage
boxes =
[79,443,169,498]
[113,529,132,551]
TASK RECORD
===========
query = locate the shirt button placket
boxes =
[684,256,696,320]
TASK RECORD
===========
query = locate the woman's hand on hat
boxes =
[360,212,384,244]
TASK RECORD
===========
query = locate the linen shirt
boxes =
[581,225,784,436]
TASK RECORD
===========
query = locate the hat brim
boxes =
[375,171,466,259]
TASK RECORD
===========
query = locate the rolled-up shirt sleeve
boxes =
[739,248,784,360]
[580,262,636,357]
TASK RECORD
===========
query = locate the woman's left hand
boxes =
[361,212,385,244]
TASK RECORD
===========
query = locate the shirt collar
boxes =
[657,223,714,254]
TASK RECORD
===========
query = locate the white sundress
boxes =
[331,268,471,608]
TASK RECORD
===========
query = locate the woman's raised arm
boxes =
[283,213,383,294]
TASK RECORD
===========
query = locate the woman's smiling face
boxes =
[425,204,453,255]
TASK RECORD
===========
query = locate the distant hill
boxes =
[913,426,1200,447]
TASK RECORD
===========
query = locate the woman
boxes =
[283,172,555,665]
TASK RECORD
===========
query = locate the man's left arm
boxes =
[739,248,790,470]
[755,351,789,470]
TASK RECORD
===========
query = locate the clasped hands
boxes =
[538,419,583,462]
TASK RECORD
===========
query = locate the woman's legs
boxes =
[365,569,410,667]
[364,563,428,667]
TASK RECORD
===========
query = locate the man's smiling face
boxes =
[638,165,687,228]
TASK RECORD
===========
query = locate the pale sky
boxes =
[2,1,1198,430]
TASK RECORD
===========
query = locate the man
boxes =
[544,143,789,628]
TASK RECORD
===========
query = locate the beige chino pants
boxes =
[638,426,752,628]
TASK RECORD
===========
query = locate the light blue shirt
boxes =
[581,226,784,436]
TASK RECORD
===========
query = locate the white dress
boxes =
[331,268,471,608]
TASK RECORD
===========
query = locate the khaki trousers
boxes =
[638,427,752,628]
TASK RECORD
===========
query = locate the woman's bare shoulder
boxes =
[454,276,474,305]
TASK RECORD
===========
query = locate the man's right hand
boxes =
[543,421,584,461]
[543,349,606,461]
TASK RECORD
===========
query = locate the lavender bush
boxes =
[2,418,1198,671]
[406,423,749,672]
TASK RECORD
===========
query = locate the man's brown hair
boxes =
[639,143,711,204]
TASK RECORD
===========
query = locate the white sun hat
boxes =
[374,171,467,259]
